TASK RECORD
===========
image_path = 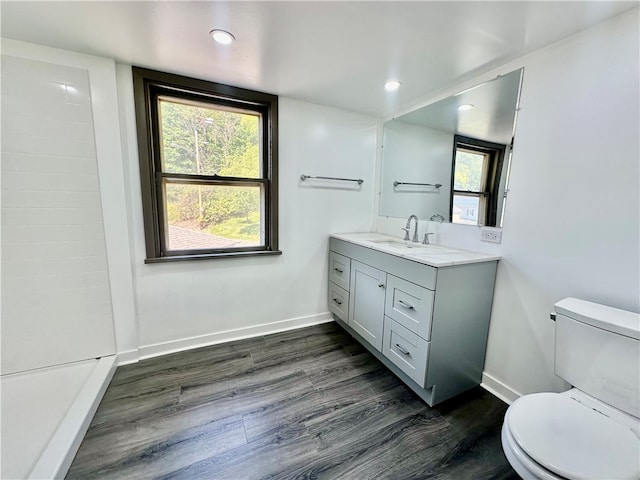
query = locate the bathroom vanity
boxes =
[328,233,499,406]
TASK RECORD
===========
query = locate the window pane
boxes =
[454,150,486,191]
[164,182,263,250]
[158,97,261,178]
[452,194,480,225]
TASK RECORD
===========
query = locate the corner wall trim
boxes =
[481,372,522,405]
[138,312,334,361]
[116,349,140,366]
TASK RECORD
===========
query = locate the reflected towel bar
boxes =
[394,181,442,188]
[300,174,364,185]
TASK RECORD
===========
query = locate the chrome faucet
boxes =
[402,214,419,242]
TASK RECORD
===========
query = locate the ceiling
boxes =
[1,1,637,117]
[395,68,523,144]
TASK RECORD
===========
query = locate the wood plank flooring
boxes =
[66,322,519,479]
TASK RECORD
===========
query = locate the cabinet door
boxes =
[348,260,386,351]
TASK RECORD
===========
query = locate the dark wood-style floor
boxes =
[67,322,519,479]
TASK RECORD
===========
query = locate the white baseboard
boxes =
[481,372,522,405]
[138,312,335,360]
[116,349,140,366]
[29,355,117,480]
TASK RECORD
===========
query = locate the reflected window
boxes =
[451,136,506,226]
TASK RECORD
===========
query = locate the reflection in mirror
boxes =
[380,68,523,227]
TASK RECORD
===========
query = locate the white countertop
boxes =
[331,232,500,268]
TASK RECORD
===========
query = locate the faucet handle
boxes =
[401,227,410,241]
[422,232,434,245]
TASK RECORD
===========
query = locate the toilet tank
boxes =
[554,297,640,418]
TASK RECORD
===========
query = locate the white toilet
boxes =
[501,297,640,480]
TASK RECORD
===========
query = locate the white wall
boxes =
[116,66,378,355]
[486,9,639,398]
[378,9,640,399]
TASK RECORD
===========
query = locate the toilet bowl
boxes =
[500,298,640,480]
[502,389,640,480]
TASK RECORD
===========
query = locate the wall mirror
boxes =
[380,68,523,227]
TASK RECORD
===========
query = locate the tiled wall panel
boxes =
[1,55,115,375]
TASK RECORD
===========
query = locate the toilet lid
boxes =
[507,393,640,480]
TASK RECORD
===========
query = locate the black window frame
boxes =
[450,135,506,227]
[132,67,280,263]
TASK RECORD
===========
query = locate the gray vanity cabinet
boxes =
[328,236,497,406]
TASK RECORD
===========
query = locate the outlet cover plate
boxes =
[481,227,502,244]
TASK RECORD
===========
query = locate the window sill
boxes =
[145,249,283,264]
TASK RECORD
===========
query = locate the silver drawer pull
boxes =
[397,299,414,310]
[334,268,343,274]
[332,298,342,306]
[394,343,411,355]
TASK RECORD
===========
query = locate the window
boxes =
[450,135,506,226]
[132,67,279,262]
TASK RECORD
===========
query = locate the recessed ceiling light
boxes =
[210,29,235,45]
[458,104,474,111]
[384,80,401,92]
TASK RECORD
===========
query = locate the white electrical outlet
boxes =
[481,227,502,244]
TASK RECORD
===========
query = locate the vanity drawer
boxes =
[385,275,434,340]
[383,318,429,388]
[328,282,349,322]
[329,251,351,291]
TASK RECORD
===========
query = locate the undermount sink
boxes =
[369,239,439,251]
[367,238,463,257]
[369,239,418,248]
[369,239,445,252]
